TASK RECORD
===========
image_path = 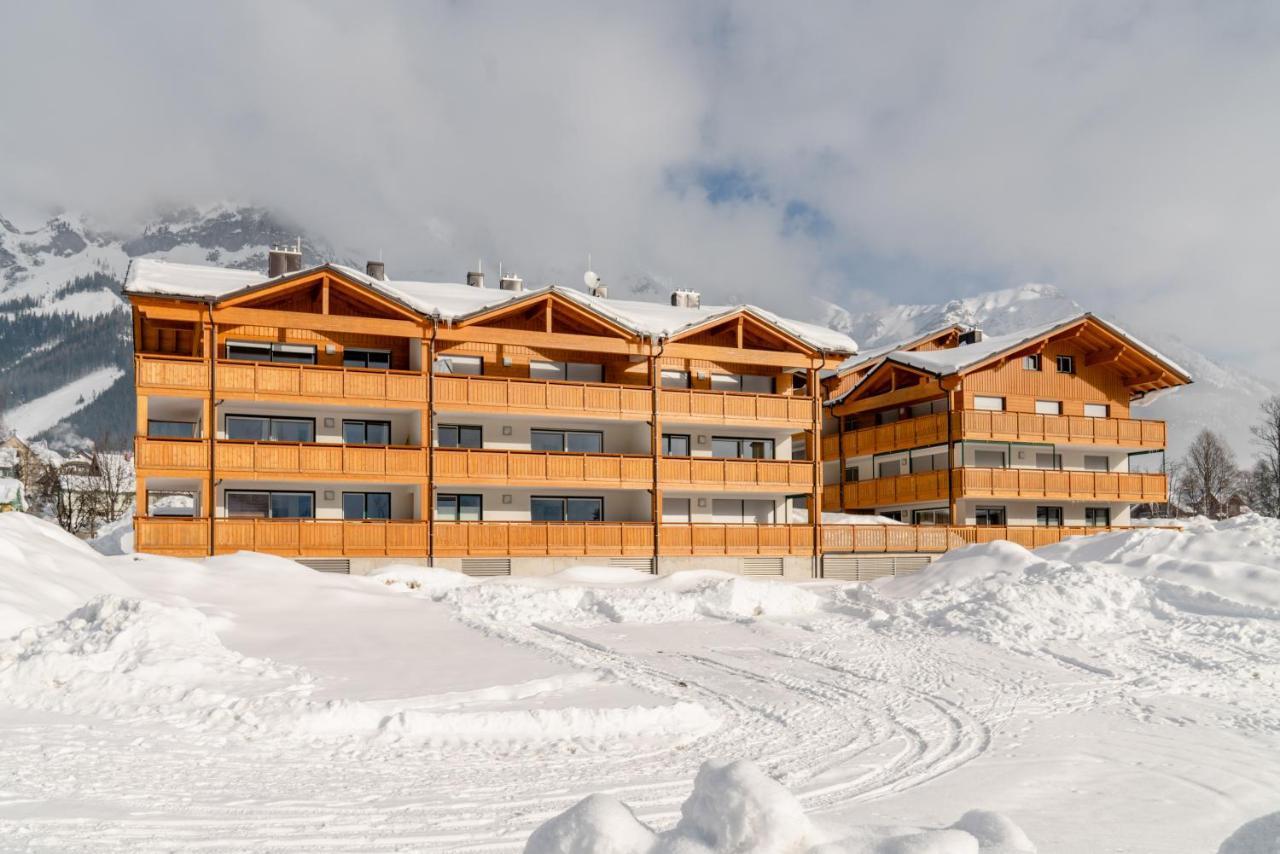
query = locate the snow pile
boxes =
[439,567,825,626]
[1218,811,1280,853]
[525,758,1035,853]
[89,514,134,555]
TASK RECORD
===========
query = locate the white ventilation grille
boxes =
[821,555,932,582]
[297,558,351,574]
[461,558,512,577]
[742,557,784,577]
[609,557,656,574]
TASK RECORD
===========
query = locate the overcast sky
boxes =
[2,2,1278,376]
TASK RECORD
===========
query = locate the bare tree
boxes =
[1250,396,1280,517]
[1175,429,1242,518]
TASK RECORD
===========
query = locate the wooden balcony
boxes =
[659,457,814,491]
[134,517,430,557]
[434,522,655,557]
[821,524,1121,554]
[822,410,1167,459]
[434,374,651,420]
[135,355,427,405]
[135,437,428,480]
[828,467,1167,509]
[660,524,814,556]
[660,388,814,427]
[433,448,654,488]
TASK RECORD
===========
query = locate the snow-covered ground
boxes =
[0,514,1278,852]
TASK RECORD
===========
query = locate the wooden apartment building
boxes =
[127,249,1189,579]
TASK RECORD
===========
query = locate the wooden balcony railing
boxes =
[660,524,815,555]
[434,374,651,419]
[660,388,813,427]
[821,524,1121,553]
[829,467,1167,509]
[134,517,429,557]
[135,355,427,404]
[433,448,655,487]
[434,522,655,557]
[659,457,814,490]
[135,437,428,480]
[822,409,1167,459]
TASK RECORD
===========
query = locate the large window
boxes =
[909,399,947,418]
[975,506,1006,526]
[661,497,691,522]
[711,373,774,394]
[661,370,691,389]
[225,340,317,364]
[1036,506,1064,526]
[1085,507,1112,527]
[1035,452,1062,470]
[343,420,391,445]
[911,447,949,473]
[1035,400,1063,415]
[1084,403,1110,418]
[531,429,603,453]
[437,494,482,521]
[711,498,775,523]
[877,458,905,478]
[437,424,482,449]
[434,354,483,375]
[1083,455,1111,472]
[225,415,315,442]
[973,449,1007,468]
[344,348,391,369]
[344,492,391,520]
[661,433,690,456]
[531,496,603,522]
[226,490,314,518]
[913,507,950,526]
[711,436,775,459]
[974,395,1005,412]
[148,420,197,438]
[529,360,604,383]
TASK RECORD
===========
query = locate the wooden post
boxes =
[649,345,662,574]
[425,329,436,565]
[810,366,821,578]
[205,315,217,556]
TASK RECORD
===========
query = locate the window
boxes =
[343,348,391,369]
[1035,400,1062,416]
[911,448,949,473]
[877,458,904,478]
[876,408,901,425]
[661,497,691,522]
[913,508,950,526]
[1085,507,1111,527]
[1083,455,1111,472]
[711,498,775,523]
[225,340,317,364]
[974,395,1005,412]
[843,466,860,483]
[1036,506,1063,526]
[148,420,196,438]
[879,510,903,522]
[791,436,807,461]
[531,429,603,453]
[1084,403,1110,418]
[661,370,691,389]
[226,490,314,518]
[437,494,482,521]
[531,496,603,522]
[225,415,315,442]
[910,399,947,418]
[788,494,809,520]
[974,449,1007,468]
[711,437,775,459]
[975,506,1006,526]
[1023,354,1042,371]
[1035,452,1062,470]
[1056,355,1075,374]
[842,415,859,431]
[437,424,482,449]
[147,491,196,517]
[344,492,391,520]
[661,434,690,456]
[434,354,483,375]
[529,360,605,383]
[709,373,775,393]
[344,420,392,445]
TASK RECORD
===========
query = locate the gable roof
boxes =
[123,259,857,353]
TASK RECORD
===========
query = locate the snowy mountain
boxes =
[819,284,1275,461]
[0,206,341,448]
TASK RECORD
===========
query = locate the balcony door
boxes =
[531,496,603,522]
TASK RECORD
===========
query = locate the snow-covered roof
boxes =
[124,259,857,354]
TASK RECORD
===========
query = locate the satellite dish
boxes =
[584,270,601,288]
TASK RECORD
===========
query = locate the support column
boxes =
[134,393,148,521]
[424,332,435,565]
[649,348,661,574]
[205,318,216,556]
[809,367,822,578]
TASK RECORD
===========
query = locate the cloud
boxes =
[0,1,1276,374]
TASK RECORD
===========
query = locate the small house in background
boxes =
[0,478,27,512]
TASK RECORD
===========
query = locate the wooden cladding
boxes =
[658,457,813,490]
[822,409,1167,459]
[434,448,655,487]
[830,468,1167,509]
[135,355,427,404]
[659,388,813,426]
[137,438,427,480]
[435,522,655,557]
[434,374,651,418]
[821,524,1123,554]
[660,524,814,555]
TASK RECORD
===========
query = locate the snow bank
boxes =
[89,514,134,555]
[438,568,825,626]
[525,758,1035,853]
[1218,811,1280,853]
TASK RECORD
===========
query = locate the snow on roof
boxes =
[834,322,970,375]
[124,259,857,353]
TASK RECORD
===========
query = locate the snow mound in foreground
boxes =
[525,758,1035,853]
[1218,810,1280,853]
[439,568,825,626]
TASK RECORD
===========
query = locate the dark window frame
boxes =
[225,414,316,443]
[530,428,605,454]
[1036,505,1064,526]
[1085,506,1112,526]
[913,507,951,526]
[530,495,605,522]
[662,433,691,457]
[342,419,393,445]
[343,347,392,370]
[710,436,776,460]
[975,505,1007,526]
[343,491,393,520]
[225,340,317,365]
[437,493,483,521]
[1023,354,1042,371]
[225,489,316,519]
[147,419,198,439]
[437,424,483,449]
[1056,354,1076,374]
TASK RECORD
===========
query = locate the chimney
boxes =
[671,289,701,309]
[267,242,302,277]
[499,274,524,292]
[365,260,386,281]
[467,270,484,288]
[958,329,984,345]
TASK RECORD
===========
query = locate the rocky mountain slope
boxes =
[819,284,1274,461]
